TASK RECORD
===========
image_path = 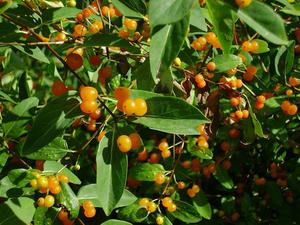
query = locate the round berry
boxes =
[117,135,132,152]
[155,173,165,185]
[158,140,168,152]
[207,62,216,71]
[44,195,55,207]
[156,215,164,225]
[80,101,98,114]
[80,86,98,101]
[52,81,68,96]
[37,176,48,189]
[139,198,149,207]
[129,133,142,149]
[146,201,157,213]
[66,53,83,70]
[84,207,96,218]
[162,197,173,208]
[37,197,45,207]
[134,98,148,116]
[122,99,136,116]
[167,203,177,213]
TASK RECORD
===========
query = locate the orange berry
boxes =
[287,104,298,115]
[134,98,148,116]
[228,128,240,139]
[235,0,252,8]
[97,131,106,142]
[149,152,161,164]
[197,80,206,89]
[251,40,259,52]
[84,208,96,218]
[89,55,101,67]
[243,72,254,82]
[90,108,101,120]
[137,148,148,161]
[205,32,217,44]
[167,203,177,213]
[221,141,231,152]
[289,77,298,87]
[73,24,87,38]
[66,47,84,56]
[83,200,94,210]
[257,95,266,103]
[236,79,243,88]
[80,101,98,114]
[44,195,55,207]
[242,109,249,119]
[76,13,84,22]
[197,137,208,148]
[231,212,240,222]
[242,41,252,52]
[195,74,204,83]
[255,101,264,110]
[139,198,149,207]
[82,8,93,18]
[101,6,110,16]
[192,184,200,193]
[58,174,69,183]
[98,66,112,79]
[162,197,173,208]
[161,149,171,158]
[238,54,247,63]
[30,179,38,189]
[37,176,48,189]
[129,133,142,149]
[49,184,61,195]
[191,40,203,51]
[122,98,137,116]
[281,100,291,111]
[187,188,196,198]
[37,197,45,207]
[89,21,103,33]
[286,89,293,96]
[158,140,169,152]
[191,158,201,173]
[66,53,83,70]
[155,173,165,185]
[80,86,98,101]
[124,18,137,31]
[55,32,67,42]
[181,160,191,169]
[146,202,157,213]
[246,65,257,75]
[227,68,237,76]
[230,97,240,107]
[207,62,216,71]
[114,87,130,102]
[117,135,132,153]
[58,209,69,221]
[255,177,266,186]
[52,81,68,96]
[87,120,96,131]
[177,181,186,189]
[119,29,130,39]
[235,110,243,119]
[222,159,232,170]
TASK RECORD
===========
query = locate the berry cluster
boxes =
[117,133,142,153]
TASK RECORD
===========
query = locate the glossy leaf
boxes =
[237,0,288,45]
[8,169,34,188]
[206,0,236,53]
[129,163,165,181]
[111,0,143,18]
[190,4,207,31]
[213,165,234,189]
[133,96,210,135]
[96,131,128,216]
[170,200,202,223]
[14,46,50,64]
[214,54,243,72]
[118,202,148,223]
[22,94,81,155]
[149,0,195,28]
[42,7,81,23]
[193,192,212,219]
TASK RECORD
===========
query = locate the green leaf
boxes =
[57,183,80,220]
[281,3,300,16]
[206,0,236,53]
[18,72,30,100]
[0,148,9,173]
[24,137,73,160]
[187,138,213,159]
[77,184,137,209]
[193,192,212,219]
[133,96,210,135]
[96,131,128,216]
[33,207,59,225]
[0,197,35,225]
[5,5,41,27]
[237,0,288,45]
[101,219,133,225]
[190,4,207,31]
[84,33,140,54]
[248,106,265,138]
[150,15,189,80]
[133,60,156,91]
[42,7,81,23]
[118,202,148,223]
[213,54,242,72]
[0,90,16,103]
[22,94,81,155]
[170,200,202,223]
[0,0,12,15]
[213,165,234,189]
[43,161,81,184]
[149,0,195,28]
[14,46,50,64]
[130,90,163,100]
[129,163,165,181]
[3,97,39,138]
[111,0,143,18]
[8,169,34,188]
[274,41,295,78]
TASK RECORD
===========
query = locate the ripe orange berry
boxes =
[137,148,148,161]
[235,110,243,119]
[281,100,291,111]
[52,80,68,96]
[242,109,249,119]
[89,55,101,67]
[119,29,130,39]
[139,198,149,207]
[230,97,240,107]
[192,184,200,193]
[87,120,96,131]
[84,208,96,218]
[90,108,101,120]
[242,41,252,52]
[167,203,177,213]
[101,6,110,16]
[82,8,93,18]
[289,77,298,87]
[155,173,165,185]
[227,68,237,76]
[251,40,259,52]
[49,184,61,195]
[149,152,161,164]
[187,188,196,198]
[197,137,208,148]
[80,101,98,114]
[207,62,216,71]
[191,40,203,51]
[134,98,148,116]
[83,200,94,210]
[235,0,252,8]
[221,141,231,152]
[55,32,67,42]
[243,72,254,82]
[246,65,257,75]
[238,53,247,63]
[122,98,137,116]
[30,179,38,189]
[161,149,171,158]
[66,53,83,70]
[257,95,266,103]
[255,101,264,110]
[255,177,266,186]
[66,47,84,56]
[286,89,293,96]
[177,181,186,189]
[229,128,240,139]
[58,209,69,221]
[76,13,84,22]
[73,24,87,38]
[158,140,169,152]
[162,197,173,208]
[37,197,45,207]
[98,66,112,79]
[58,174,69,183]
[222,159,232,170]
[287,104,298,115]
[124,18,137,31]
[80,86,98,101]
[89,21,103,34]
[197,80,206,89]
[117,135,132,152]
[146,202,157,213]
[44,195,55,207]
[114,87,130,101]
[205,32,217,44]
[129,133,141,149]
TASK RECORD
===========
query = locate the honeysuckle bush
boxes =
[0,0,300,224]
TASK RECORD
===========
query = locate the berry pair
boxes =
[117,133,142,153]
